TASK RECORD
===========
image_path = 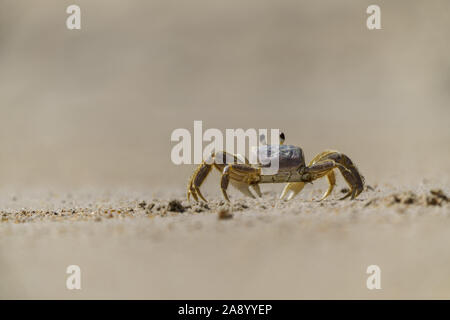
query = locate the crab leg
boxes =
[281,151,364,201]
[224,164,259,199]
[281,151,336,201]
[306,151,364,200]
[220,166,231,201]
[220,164,261,202]
[280,182,305,200]
[319,171,336,201]
[187,161,212,202]
[323,152,364,199]
[305,152,336,201]
[188,151,262,202]
[187,151,228,202]
[230,180,256,199]
[337,166,359,200]
[250,184,263,197]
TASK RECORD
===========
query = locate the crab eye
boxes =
[279,132,285,144]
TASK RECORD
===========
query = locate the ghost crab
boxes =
[187,132,364,202]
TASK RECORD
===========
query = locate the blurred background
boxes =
[0,0,449,193]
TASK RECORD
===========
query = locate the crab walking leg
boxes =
[188,150,262,202]
[280,151,336,201]
[187,150,249,202]
[250,184,263,197]
[187,151,227,202]
[224,165,258,199]
[280,182,306,200]
[318,171,336,201]
[308,152,337,200]
[187,161,213,202]
[305,159,337,174]
[321,151,364,199]
[337,166,359,200]
[220,164,261,202]
[304,159,354,200]
[214,151,262,199]
[230,180,256,199]
[307,151,364,200]
[220,166,231,201]
[212,153,258,199]
[280,156,336,201]
[281,165,336,201]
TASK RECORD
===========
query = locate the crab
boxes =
[187,132,364,202]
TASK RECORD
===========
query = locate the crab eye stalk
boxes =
[279,132,285,145]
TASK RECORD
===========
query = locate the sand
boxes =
[1,184,449,299]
